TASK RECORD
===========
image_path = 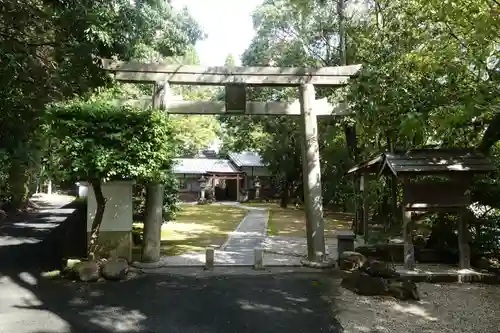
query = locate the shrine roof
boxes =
[346,148,495,177]
[173,158,240,174]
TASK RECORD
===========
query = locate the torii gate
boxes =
[101,59,361,265]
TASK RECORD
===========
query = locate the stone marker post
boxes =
[254,248,264,270]
[205,247,215,270]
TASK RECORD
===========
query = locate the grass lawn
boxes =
[132,204,247,258]
[244,202,353,238]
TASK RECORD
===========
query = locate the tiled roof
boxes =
[173,158,240,174]
[346,148,495,176]
[228,151,266,167]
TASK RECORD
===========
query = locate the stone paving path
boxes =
[133,202,362,269]
[134,203,306,268]
[221,204,268,252]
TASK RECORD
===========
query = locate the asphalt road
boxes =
[0,196,344,333]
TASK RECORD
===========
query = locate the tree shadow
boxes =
[12,272,346,333]
[0,199,346,332]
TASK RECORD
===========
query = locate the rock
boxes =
[75,260,100,282]
[387,279,420,301]
[341,270,389,296]
[338,251,367,271]
[356,244,405,262]
[65,258,82,269]
[362,259,398,278]
[102,258,129,280]
[475,257,500,272]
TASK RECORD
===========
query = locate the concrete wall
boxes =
[85,181,134,261]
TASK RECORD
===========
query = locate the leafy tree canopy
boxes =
[44,92,177,184]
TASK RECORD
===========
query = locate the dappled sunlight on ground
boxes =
[331,279,500,333]
[133,204,247,257]
[254,203,352,238]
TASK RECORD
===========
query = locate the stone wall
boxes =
[85,181,134,262]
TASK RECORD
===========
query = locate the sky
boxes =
[172,0,263,66]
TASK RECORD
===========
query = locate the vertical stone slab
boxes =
[86,181,134,261]
[299,83,326,263]
[458,209,471,269]
[402,208,415,270]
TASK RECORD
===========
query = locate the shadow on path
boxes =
[0,199,345,333]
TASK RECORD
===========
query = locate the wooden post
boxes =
[360,174,369,242]
[299,83,326,263]
[141,81,168,263]
[236,174,240,202]
[402,207,415,270]
[458,209,471,269]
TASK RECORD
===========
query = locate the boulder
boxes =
[341,270,389,296]
[474,257,500,272]
[362,259,398,278]
[75,260,100,282]
[387,279,420,301]
[101,258,129,280]
[338,251,367,271]
[356,244,405,262]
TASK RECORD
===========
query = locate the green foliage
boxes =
[0,0,203,209]
[44,95,177,184]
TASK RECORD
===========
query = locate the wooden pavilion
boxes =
[346,148,495,270]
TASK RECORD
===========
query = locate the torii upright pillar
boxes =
[141,81,168,263]
[299,83,326,263]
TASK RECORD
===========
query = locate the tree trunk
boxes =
[280,179,290,208]
[7,157,30,211]
[88,180,106,260]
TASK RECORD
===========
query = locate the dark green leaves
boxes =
[45,95,177,183]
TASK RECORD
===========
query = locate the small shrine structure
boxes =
[347,148,495,269]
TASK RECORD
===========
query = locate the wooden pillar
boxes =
[236,174,240,202]
[458,209,471,269]
[402,207,415,270]
[141,81,168,263]
[360,174,369,242]
[299,83,326,262]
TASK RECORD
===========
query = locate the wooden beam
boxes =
[111,71,353,86]
[101,59,361,86]
[111,97,352,116]
[102,59,362,76]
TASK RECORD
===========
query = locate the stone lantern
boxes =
[198,175,207,201]
[254,177,261,200]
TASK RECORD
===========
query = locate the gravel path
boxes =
[331,280,500,333]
